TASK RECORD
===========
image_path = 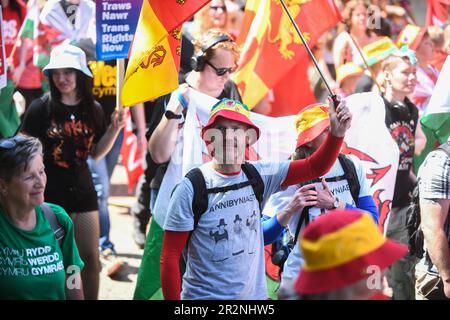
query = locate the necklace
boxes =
[62,103,77,123]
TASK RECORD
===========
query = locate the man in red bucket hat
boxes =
[160,96,352,300]
[286,209,407,300]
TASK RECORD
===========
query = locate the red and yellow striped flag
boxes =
[122,0,210,107]
[233,0,341,110]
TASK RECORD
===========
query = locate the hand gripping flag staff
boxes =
[278,0,340,106]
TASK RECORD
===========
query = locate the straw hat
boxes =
[363,37,398,67]
[336,62,364,84]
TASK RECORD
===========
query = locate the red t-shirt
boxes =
[2,1,27,66]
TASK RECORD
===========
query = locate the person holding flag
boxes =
[160,95,352,300]
[262,102,378,294]
[133,28,243,300]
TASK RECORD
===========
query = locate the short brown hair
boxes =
[0,135,43,182]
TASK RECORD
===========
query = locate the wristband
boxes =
[177,92,188,109]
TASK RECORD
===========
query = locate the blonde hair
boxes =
[444,25,450,52]
[378,54,412,92]
[427,25,444,49]
[193,29,240,68]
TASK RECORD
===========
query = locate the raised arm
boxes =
[148,84,189,164]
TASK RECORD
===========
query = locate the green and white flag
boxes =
[415,55,450,169]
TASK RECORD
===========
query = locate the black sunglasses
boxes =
[210,5,226,12]
[0,135,28,150]
[205,60,234,76]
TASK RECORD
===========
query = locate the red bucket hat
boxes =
[294,210,407,295]
[294,103,330,149]
[201,99,260,145]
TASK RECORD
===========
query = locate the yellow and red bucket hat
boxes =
[294,210,407,295]
[294,103,330,149]
[201,98,260,145]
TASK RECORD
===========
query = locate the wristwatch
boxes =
[164,110,182,120]
[332,197,340,209]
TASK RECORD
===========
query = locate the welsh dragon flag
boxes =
[344,92,400,232]
[133,89,297,300]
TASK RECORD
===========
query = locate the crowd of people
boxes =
[0,0,449,301]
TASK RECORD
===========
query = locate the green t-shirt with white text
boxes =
[0,203,84,300]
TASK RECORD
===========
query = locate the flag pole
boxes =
[116,58,125,120]
[279,0,335,97]
[346,31,381,92]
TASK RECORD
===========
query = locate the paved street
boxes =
[98,163,144,300]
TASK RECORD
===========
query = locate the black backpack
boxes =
[292,154,361,245]
[185,162,265,229]
[407,141,450,259]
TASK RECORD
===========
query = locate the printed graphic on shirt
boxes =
[231,215,245,256]
[246,211,258,254]
[0,245,64,277]
[209,219,229,262]
[388,121,415,171]
[47,119,95,168]
[208,208,260,263]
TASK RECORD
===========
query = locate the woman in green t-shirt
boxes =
[0,135,84,299]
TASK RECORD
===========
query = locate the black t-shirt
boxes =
[144,80,243,190]
[383,96,419,207]
[21,94,107,213]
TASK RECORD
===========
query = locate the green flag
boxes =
[133,218,164,300]
[415,55,450,171]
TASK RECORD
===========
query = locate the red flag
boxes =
[269,58,316,116]
[426,0,450,26]
[233,0,341,110]
[121,109,144,193]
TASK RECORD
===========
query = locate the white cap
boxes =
[43,44,93,78]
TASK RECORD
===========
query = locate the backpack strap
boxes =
[241,162,265,213]
[186,162,265,230]
[186,168,208,230]
[293,206,311,246]
[438,141,450,158]
[41,203,65,247]
[338,154,360,204]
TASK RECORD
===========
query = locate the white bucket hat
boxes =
[43,44,93,78]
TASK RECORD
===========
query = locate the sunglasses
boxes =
[0,135,28,150]
[205,60,234,76]
[210,5,226,11]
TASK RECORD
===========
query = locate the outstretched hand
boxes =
[328,95,352,138]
